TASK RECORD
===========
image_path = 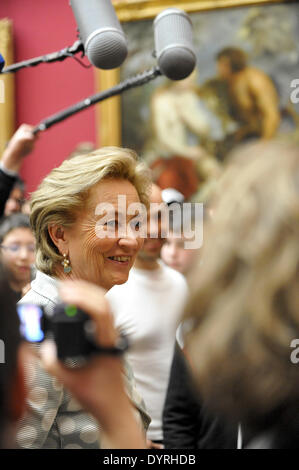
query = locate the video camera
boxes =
[17,303,128,361]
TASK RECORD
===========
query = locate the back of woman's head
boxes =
[185,140,299,432]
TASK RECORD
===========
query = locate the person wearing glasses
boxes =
[0,213,35,301]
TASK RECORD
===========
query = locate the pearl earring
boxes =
[61,253,72,274]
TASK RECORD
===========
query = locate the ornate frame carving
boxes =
[0,18,15,156]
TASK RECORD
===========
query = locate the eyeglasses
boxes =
[0,244,36,254]
[8,197,26,204]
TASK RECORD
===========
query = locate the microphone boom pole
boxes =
[1,40,84,74]
[32,66,162,134]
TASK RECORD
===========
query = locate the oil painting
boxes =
[99,1,299,200]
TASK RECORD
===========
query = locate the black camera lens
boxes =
[52,304,95,360]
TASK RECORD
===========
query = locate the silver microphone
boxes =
[154,8,196,80]
[70,0,128,69]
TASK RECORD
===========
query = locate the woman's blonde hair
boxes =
[30,147,152,275]
[185,140,299,430]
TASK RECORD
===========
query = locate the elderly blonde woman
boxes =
[17,147,152,449]
[184,140,299,448]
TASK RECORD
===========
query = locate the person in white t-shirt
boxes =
[106,184,188,447]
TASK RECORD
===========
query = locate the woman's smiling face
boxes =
[61,178,144,290]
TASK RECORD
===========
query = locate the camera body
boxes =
[17,303,110,360]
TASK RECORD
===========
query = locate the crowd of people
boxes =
[0,74,299,449]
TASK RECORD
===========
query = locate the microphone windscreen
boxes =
[70,0,128,69]
[154,8,196,81]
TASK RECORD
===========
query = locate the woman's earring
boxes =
[61,253,72,274]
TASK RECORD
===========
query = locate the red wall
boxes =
[0,0,98,195]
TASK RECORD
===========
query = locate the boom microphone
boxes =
[154,8,196,80]
[31,7,197,133]
[70,0,128,69]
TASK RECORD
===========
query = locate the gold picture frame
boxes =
[96,0,295,147]
[0,19,15,157]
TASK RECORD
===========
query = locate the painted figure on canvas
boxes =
[143,71,221,200]
[117,3,299,200]
[216,47,280,141]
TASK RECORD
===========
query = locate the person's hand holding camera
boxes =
[40,279,145,449]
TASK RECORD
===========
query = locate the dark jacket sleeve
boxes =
[163,342,238,449]
[0,168,17,217]
[163,342,202,448]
